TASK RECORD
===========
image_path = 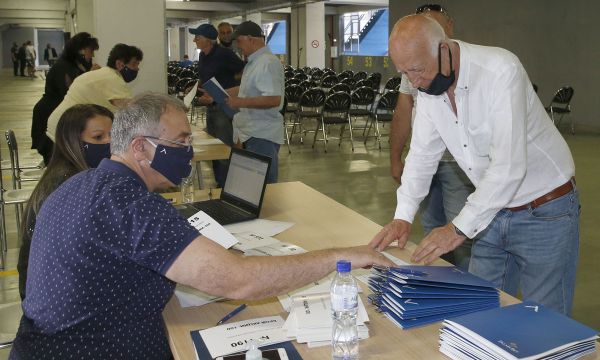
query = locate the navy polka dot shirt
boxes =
[11,159,199,360]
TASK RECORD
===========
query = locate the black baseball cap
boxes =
[231,21,264,40]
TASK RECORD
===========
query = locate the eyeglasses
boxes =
[143,135,193,152]
[416,4,449,15]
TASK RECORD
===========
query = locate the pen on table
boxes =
[216,304,247,325]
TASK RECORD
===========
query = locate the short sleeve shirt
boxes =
[46,67,132,141]
[13,159,199,360]
[233,46,284,144]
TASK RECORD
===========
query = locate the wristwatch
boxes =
[453,224,466,237]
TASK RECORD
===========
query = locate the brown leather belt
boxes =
[506,177,575,211]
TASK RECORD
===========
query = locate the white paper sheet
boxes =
[183,80,198,108]
[198,316,287,358]
[223,219,294,237]
[187,210,238,248]
[174,284,221,308]
[243,242,306,257]
[233,232,281,251]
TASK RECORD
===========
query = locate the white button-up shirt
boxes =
[395,40,575,238]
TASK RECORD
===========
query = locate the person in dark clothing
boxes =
[43,44,58,66]
[18,43,27,76]
[18,104,113,301]
[11,42,19,76]
[30,32,99,164]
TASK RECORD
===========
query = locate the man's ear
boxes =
[115,59,125,71]
[131,137,148,162]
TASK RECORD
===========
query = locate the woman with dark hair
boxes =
[31,32,100,164]
[46,43,143,142]
[18,104,113,301]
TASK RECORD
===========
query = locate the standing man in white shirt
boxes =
[371,15,579,315]
[390,4,474,270]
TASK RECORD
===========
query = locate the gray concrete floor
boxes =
[0,69,598,358]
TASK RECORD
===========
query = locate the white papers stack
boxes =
[439,301,599,360]
[174,284,221,308]
[283,293,370,347]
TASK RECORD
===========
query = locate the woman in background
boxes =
[31,32,99,164]
[18,104,113,300]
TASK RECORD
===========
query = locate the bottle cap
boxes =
[336,260,351,273]
[245,339,262,360]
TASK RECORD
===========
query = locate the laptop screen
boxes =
[222,149,270,208]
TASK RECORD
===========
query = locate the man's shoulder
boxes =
[460,41,520,69]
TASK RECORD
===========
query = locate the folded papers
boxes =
[368,265,499,329]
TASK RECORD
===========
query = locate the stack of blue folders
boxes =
[439,301,599,360]
[368,265,499,329]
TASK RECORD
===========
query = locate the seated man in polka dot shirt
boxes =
[11,93,394,360]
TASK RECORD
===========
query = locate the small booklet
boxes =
[202,77,239,118]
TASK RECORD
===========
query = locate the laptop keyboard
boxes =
[199,200,251,225]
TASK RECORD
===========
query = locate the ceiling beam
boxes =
[165,1,247,12]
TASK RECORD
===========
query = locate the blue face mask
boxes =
[418,43,455,96]
[82,142,111,168]
[120,65,138,83]
[146,139,193,185]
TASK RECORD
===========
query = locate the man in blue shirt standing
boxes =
[179,54,193,67]
[11,93,393,359]
[226,21,284,183]
[190,23,245,187]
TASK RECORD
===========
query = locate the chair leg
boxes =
[312,121,320,149]
[347,116,355,152]
[322,123,328,153]
[0,203,5,270]
[284,120,292,154]
[374,117,382,151]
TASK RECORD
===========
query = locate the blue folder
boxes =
[201,77,239,118]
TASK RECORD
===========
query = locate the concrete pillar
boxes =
[304,2,325,68]
[245,12,262,25]
[168,28,179,61]
[92,0,167,93]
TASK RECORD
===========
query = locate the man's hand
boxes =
[369,219,412,251]
[411,223,467,264]
[196,92,214,105]
[342,246,396,269]
[390,158,404,183]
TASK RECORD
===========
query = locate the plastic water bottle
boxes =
[331,260,359,360]
[180,175,194,204]
[245,339,262,360]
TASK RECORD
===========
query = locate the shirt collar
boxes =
[247,45,270,63]
[97,159,146,188]
[454,39,470,93]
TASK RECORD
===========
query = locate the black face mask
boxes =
[120,66,138,83]
[220,40,233,47]
[78,54,93,71]
[82,142,111,168]
[418,43,455,96]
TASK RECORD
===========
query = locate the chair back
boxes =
[294,72,309,81]
[550,86,574,105]
[320,75,339,88]
[338,70,354,81]
[285,78,302,87]
[4,130,20,189]
[311,68,324,81]
[299,88,326,108]
[285,84,304,104]
[353,71,368,82]
[341,77,355,87]
[351,86,376,107]
[299,80,317,92]
[376,90,399,112]
[330,83,351,94]
[354,79,373,90]
[384,76,402,91]
[368,72,382,90]
[323,92,352,113]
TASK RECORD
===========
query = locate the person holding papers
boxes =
[226,21,285,184]
[11,93,394,360]
[370,15,579,315]
[189,23,245,188]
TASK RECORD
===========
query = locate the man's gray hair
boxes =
[111,92,187,154]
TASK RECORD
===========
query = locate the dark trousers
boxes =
[13,60,19,76]
[19,60,26,76]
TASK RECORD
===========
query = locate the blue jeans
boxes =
[206,105,233,188]
[420,161,475,270]
[243,137,280,184]
[469,187,580,315]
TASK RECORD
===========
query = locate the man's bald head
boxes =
[389,15,447,72]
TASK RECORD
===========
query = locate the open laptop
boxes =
[175,148,272,225]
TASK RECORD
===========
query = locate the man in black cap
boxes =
[226,20,284,184]
[189,23,245,188]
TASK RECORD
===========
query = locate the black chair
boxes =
[293,72,309,82]
[313,92,353,152]
[292,88,326,144]
[338,70,354,80]
[368,72,382,92]
[545,86,575,134]
[341,77,355,87]
[285,78,302,87]
[354,79,373,90]
[311,68,324,82]
[349,86,376,136]
[320,75,339,89]
[330,83,352,94]
[283,84,304,145]
[353,71,368,82]
[365,90,399,150]
[299,80,317,92]
[384,76,402,92]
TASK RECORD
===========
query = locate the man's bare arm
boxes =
[166,235,394,300]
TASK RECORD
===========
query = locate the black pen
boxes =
[216,304,247,326]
